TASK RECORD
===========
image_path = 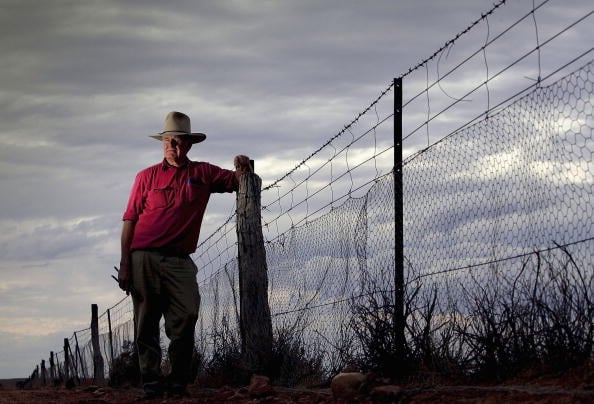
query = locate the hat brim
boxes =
[150,132,207,144]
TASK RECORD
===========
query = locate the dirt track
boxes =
[2,363,593,403]
[1,383,593,403]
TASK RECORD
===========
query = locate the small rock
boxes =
[92,387,111,397]
[331,372,367,402]
[248,374,275,397]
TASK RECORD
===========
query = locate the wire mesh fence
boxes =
[405,62,594,280]
[25,0,592,386]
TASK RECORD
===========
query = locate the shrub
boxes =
[349,245,593,383]
[199,315,243,386]
[108,340,140,387]
[268,324,326,387]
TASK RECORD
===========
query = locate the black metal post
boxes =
[91,303,106,385]
[107,308,114,364]
[393,77,405,362]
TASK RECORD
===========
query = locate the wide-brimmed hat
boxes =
[149,111,206,144]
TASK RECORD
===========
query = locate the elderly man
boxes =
[118,111,251,399]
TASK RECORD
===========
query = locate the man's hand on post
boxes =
[234,155,252,181]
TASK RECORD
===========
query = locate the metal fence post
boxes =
[393,77,406,363]
[107,308,115,364]
[91,304,106,385]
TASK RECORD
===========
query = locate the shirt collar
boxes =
[161,158,192,170]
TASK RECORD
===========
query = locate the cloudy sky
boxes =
[0,0,591,379]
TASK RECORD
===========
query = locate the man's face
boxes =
[163,135,191,164]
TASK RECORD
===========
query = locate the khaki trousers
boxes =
[131,250,200,385]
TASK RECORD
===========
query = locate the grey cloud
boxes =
[0,215,117,261]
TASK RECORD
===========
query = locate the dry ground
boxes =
[1,363,593,403]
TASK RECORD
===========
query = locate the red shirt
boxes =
[123,159,237,254]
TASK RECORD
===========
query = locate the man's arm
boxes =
[118,219,136,293]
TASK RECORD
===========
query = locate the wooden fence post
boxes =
[236,165,273,377]
[63,338,70,383]
[40,360,46,386]
[33,365,39,388]
[49,351,56,384]
[91,304,105,385]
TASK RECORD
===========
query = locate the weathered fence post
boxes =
[33,365,39,388]
[63,338,70,383]
[41,360,46,386]
[91,304,105,385]
[236,163,273,377]
[49,351,56,383]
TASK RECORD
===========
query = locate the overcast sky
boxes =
[0,0,591,379]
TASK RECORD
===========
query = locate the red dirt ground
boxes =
[1,363,593,403]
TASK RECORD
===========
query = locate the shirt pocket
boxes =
[147,187,172,209]
[187,177,206,202]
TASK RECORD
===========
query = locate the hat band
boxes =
[159,130,190,135]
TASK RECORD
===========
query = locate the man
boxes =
[118,111,251,399]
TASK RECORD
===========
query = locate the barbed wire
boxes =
[259,0,509,193]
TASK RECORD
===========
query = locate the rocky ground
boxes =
[1,363,593,403]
